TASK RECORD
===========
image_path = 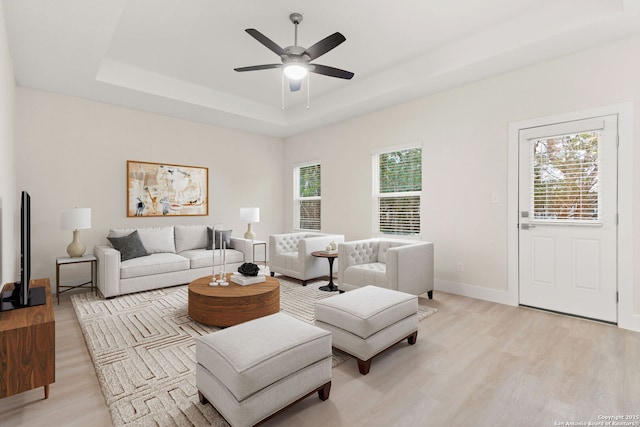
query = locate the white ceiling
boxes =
[3,0,640,138]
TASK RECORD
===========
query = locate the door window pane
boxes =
[531,132,599,221]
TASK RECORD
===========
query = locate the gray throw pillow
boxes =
[207,227,214,250]
[215,229,233,249]
[108,230,150,261]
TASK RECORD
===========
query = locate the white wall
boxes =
[15,88,284,287]
[9,27,640,327]
[283,36,640,321]
[0,3,17,287]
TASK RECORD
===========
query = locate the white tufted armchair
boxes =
[269,232,345,285]
[337,239,434,298]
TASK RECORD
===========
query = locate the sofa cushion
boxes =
[120,253,190,279]
[180,249,245,269]
[175,225,208,253]
[275,234,302,253]
[347,240,378,264]
[343,263,389,288]
[195,313,331,402]
[107,230,150,261]
[110,226,176,254]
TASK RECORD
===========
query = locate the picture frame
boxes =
[127,160,209,217]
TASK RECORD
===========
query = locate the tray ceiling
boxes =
[3,0,639,137]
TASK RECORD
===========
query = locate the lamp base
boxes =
[67,229,86,258]
[244,223,256,240]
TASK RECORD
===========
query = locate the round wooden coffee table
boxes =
[188,274,280,327]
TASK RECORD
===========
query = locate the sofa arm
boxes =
[94,245,121,298]
[230,237,254,263]
[297,234,345,280]
[298,234,345,257]
[386,242,434,296]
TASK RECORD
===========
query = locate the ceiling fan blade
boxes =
[234,64,282,72]
[289,79,302,92]
[245,29,287,56]
[304,32,346,60]
[310,64,354,80]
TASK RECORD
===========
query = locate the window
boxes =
[294,163,321,230]
[531,131,600,222]
[373,146,422,235]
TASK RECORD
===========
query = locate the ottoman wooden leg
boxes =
[198,391,209,405]
[318,381,332,401]
[354,331,418,375]
[357,358,372,375]
[408,331,418,345]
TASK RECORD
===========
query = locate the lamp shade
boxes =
[60,208,91,230]
[240,207,260,223]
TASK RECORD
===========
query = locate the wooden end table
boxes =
[311,251,342,292]
[188,274,280,327]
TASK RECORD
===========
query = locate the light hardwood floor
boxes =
[1,290,639,427]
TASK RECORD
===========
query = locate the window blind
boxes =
[299,199,321,230]
[530,132,600,221]
[379,195,420,234]
[376,147,422,235]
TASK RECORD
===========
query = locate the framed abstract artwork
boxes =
[127,160,209,217]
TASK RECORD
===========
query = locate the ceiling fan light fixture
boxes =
[283,63,308,80]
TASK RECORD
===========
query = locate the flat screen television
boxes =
[1,191,45,311]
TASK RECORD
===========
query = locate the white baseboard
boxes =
[436,279,640,333]
[618,313,640,332]
[435,279,517,306]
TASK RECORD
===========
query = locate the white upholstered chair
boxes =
[337,238,434,298]
[269,232,345,285]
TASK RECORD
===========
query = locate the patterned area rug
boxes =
[72,278,437,426]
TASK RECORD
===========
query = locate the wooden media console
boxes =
[0,278,55,399]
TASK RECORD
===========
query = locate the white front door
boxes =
[518,115,618,323]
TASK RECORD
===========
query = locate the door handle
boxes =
[520,223,536,230]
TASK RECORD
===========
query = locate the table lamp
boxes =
[240,207,259,240]
[60,207,91,257]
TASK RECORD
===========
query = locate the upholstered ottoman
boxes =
[315,285,418,375]
[195,312,332,427]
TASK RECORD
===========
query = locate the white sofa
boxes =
[337,238,434,298]
[269,232,345,285]
[94,225,254,298]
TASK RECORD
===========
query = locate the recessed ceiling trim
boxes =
[96,58,287,125]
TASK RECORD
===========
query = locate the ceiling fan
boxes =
[234,12,354,92]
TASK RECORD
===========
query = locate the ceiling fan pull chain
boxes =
[281,72,285,110]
